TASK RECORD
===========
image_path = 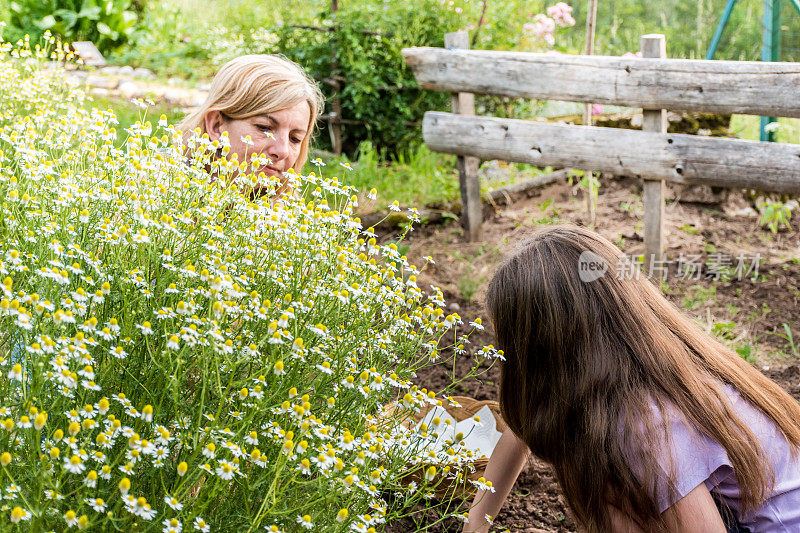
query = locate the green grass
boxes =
[730,115,800,143]
[774,323,800,356]
[457,267,482,302]
[305,141,555,210]
[533,199,562,225]
[679,223,699,235]
[735,343,759,365]
[304,142,461,208]
[682,284,718,310]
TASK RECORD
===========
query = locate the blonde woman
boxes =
[179,54,324,198]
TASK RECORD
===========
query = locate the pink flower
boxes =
[523,14,556,44]
[591,103,603,116]
[622,51,642,58]
[547,2,576,27]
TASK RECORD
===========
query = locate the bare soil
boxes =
[383,173,800,532]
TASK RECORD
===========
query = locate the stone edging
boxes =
[57,65,209,110]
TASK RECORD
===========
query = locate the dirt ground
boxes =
[384,173,800,532]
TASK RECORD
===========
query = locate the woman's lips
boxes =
[262,165,283,176]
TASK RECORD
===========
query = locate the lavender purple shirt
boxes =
[642,384,800,531]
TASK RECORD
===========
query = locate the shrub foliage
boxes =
[5,0,138,53]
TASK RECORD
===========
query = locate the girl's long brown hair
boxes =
[486,225,800,531]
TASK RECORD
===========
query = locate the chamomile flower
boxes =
[7,363,22,381]
[164,495,183,511]
[193,517,210,532]
[296,515,314,530]
[10,506,31,524]
[64,455,86,474]
[109,346,127,359]
[202,443,216,459]
[135,321,154,335]
[86,497,106,512]
[162,517,182,533]
[84,470,98,488]
[216,460,236,480]
[471,477,496,492]
[244,431,259,445]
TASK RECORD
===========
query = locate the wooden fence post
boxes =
[444,30,482,241]
[582,0,599,228]
[641,34,667,274]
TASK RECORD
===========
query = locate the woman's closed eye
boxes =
[255,124,301,144]
[256,124,274,137]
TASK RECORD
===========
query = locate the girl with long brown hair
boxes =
[464,225,800,532]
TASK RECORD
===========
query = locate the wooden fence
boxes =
[402,32,800,265]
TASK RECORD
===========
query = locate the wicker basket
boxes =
[390,396,507,500]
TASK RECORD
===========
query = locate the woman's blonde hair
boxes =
[179,54,324,170]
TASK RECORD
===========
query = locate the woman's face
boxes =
[204,100,311,180]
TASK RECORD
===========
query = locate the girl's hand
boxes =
[462,428,530,533]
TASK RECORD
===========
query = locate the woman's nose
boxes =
[266,134,290,163]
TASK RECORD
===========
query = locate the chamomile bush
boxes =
[0,37,501,531]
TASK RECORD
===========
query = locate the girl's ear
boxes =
[204,111,225,141]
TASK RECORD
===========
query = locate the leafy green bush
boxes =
[111,14,212,81]
[274,1,463,154]
[5,0,137,53]
[112,2,284,81]
[0,40,498,530]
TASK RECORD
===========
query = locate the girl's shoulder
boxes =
[634,390,732,512]
[638,384,800,528]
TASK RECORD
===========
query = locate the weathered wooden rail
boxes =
[403,48,800,119]
[402,32,800,264]
[423,112,800,194]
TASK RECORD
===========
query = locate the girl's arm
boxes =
[609,482,726,533]
[462,428,530,533]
